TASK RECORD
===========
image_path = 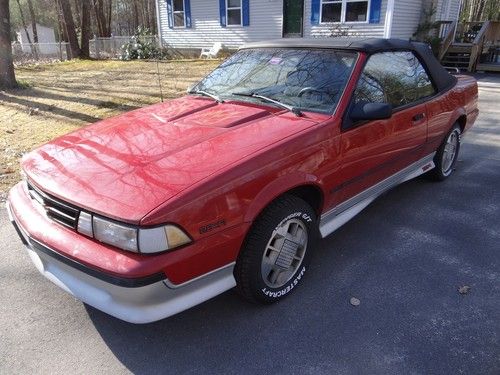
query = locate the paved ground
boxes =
[1,75,499,375]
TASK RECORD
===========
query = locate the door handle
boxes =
[412,113,425,123]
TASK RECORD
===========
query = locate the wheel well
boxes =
[456,115,467,132]
[285,185,324,215]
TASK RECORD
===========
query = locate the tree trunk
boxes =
[107,0,112,36]
[15,0,38,59]
[59,0,81,58]
[26,0,38,43]
[475,0,485,21]
[72,0,81,25]
[80,0,91,58]
[133,0,139,30]
[468,0,475,22]
[93,0,111,37]
[0,0,17,89]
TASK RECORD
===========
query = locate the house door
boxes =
[283,0,304,38]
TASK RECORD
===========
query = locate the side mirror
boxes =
[350,102,393,122]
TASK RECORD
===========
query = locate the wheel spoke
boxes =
[264,245,280,261]
[275,225,290,239]
[442,130,459,174]
[261,218,309,289]
[290,225,306,245]
[269,268,282,284]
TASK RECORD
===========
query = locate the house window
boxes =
[321,0,369,23]
[321,0,342,22]
[173,0,185,27]
[227,0,242,26]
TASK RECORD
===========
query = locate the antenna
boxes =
[156,37,164,102]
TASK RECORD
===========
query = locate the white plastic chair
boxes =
[200,42,222,59]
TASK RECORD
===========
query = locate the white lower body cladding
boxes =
[7,201,236,324]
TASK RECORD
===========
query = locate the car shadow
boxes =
[86,140,499,374]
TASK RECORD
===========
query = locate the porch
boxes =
[438,20,500,72]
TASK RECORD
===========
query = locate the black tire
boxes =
[427,124,461,181]
[234,194,318,304]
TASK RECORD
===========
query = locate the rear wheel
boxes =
[427,124,461,181]
[234,195,318,304]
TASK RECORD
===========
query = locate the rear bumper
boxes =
[6,185,238,324]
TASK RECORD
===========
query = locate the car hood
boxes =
[22,96,319,223]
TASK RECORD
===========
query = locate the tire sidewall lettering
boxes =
[275,212,312,231]
[261,266,306,298]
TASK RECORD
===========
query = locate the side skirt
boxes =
[319,153,435,238]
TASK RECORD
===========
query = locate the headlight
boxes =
[93,216,139,252]
[77,212,191,254]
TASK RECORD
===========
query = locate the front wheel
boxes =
[427,124,461,181]
[234,195,318,304]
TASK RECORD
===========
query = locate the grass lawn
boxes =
[0,59,220,201]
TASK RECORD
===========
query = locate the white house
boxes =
[155,0,463,50]
[16,23,58,55]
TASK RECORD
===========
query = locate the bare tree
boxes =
[0,0,17,89]
[15,0,38,58]
[80,0,91,58]
[461,0,500,22]
[58,0,81,57]
[26,0,38,43]
[93,0,111,37]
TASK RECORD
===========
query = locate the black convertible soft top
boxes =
[240,38,457,93]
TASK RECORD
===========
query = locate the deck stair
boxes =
[441,43,473,70]
[438,21,500,72]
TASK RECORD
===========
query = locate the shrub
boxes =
[120,27,161,60]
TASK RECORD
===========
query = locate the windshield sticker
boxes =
[269,57,282,65]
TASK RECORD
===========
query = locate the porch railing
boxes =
[469,21,500,71]
[438,21,457,61]
[455,21,484,43]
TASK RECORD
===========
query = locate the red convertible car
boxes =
[7,38,478,323]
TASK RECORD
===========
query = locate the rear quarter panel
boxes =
[425,75,479,153]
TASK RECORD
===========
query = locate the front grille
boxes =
[27,182,80,229]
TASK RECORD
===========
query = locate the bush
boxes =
[412,5,442,57]
[120,27,161,60]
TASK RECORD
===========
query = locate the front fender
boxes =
[243,172,322,222]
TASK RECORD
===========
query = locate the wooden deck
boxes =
[476,63,500,72]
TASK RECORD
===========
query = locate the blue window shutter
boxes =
[219,0,227,27]
[166,0,173,29]
[184,0,192,28]
[311,0,320,25]
[242,0,250,26]
[369,0,382,23]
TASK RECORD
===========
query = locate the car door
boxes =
[336,51,435,202]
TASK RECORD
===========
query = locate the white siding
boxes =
[304,0,387,38]
[390,0,423,39]
[158,0,284,49]
[435,0,461,21]
[158,0,391,49]
[389,0,461,40]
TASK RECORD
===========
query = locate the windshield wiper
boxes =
[189,89,223,103]
[232,92,302,116]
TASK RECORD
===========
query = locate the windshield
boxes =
[192,48,357,114]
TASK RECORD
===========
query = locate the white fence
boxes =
[11,35,159,64]
[90,35,159,59]
[12,42,72,64]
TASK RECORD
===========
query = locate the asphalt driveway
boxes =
[0,75,499,375]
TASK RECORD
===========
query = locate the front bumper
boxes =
[6,185,238,324]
